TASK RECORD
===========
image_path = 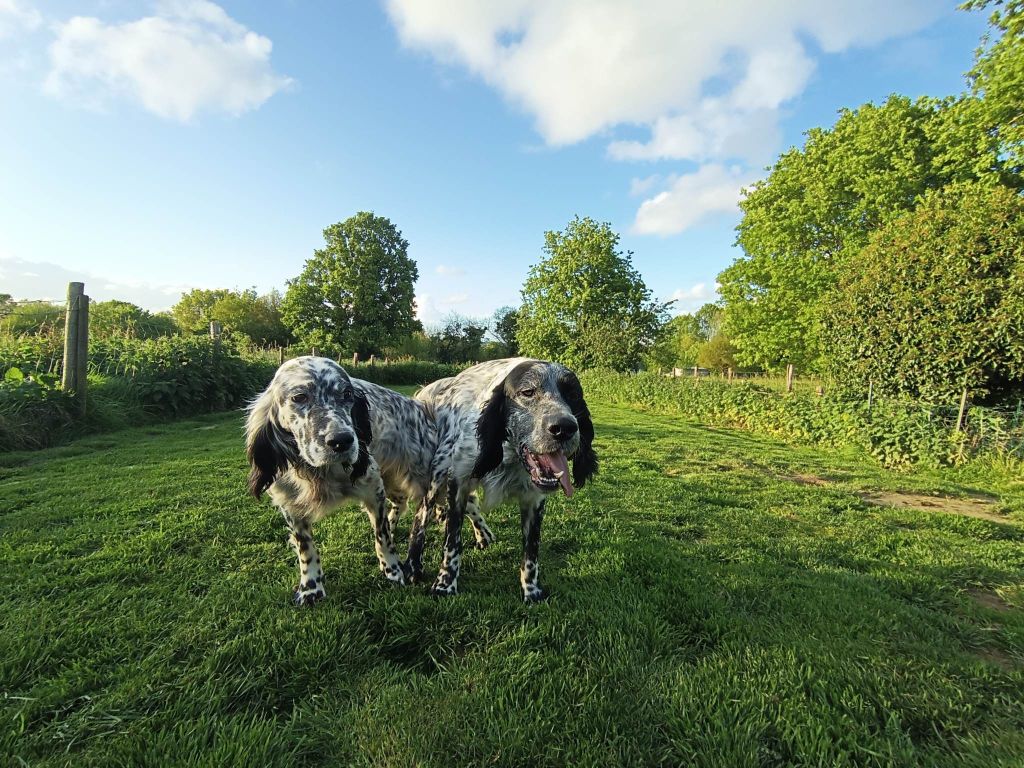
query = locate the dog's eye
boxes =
[291,393,308,404]
[518,388,536,398]
[340,387,353,400]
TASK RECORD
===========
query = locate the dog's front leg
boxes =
[281,511,326,606]
[520,498,546,603]
[359,476,406,586]
[465,493,496,549]
[431,481,467,596]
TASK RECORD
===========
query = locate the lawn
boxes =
[1,398,1023,767]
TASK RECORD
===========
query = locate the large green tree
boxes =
[490,306,520,356]
[822,182,1024,403]
[517,217,670,371]
[282,213,418,356]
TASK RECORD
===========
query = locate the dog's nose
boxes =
[326,432,355,453]
[547,418,578,442]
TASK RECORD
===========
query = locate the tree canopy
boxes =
[172,288,290,346]
[517,217,670,371]
[282,212,418,356]
[91,300,177,339]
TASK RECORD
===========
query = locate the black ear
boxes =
[472,382,508,478]
[571,397,598,488]
[558,371,598,488]
[247,419,290,497]
[351,391,373,480]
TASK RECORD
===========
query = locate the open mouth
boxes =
[520,445,574,497]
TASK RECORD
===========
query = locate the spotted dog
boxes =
[246,356,441,605]
[409,358,598,601]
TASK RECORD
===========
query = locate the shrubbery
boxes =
[579,369,1023,469]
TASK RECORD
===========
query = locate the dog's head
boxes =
[472,360,597,496]
[245,356,372,497]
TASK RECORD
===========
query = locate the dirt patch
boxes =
[859,490,1010,524]
[787,473,833,487]
[967,587,1014,613]
[974,646,1017,671]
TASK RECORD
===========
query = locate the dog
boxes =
[246,356,439,605]
[408,358,598,601]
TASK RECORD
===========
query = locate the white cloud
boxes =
[444,292,469,305]
[386,0,942,235]
[0,0,40,38]
[633,164,757,236]
[0,256,196,310]
[385,0,940,145]
[667,282,720,314]
[44,1,292,121]
[435,264,465,277]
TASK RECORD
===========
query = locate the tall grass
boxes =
[580,369,1024,470]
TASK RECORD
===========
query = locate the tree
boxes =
[0,301,64,336]
[282,212,418,356]
[697,333,738,373]
[517,217,670,371]
[965,0,1024,175]
[172,288,290,345]
[822,182,1024,403]
[490,306,520,356]
[91,300,177,339]
[719,94,1012,372]
[429,313,488,363]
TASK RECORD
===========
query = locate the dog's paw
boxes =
[293,580,326,607]
[522,584,547,604]
[472,524,496,550]
[430,579,458,598]
[381,562,406,586]
[402,559,424,584]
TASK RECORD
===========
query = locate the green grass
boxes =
[2,399,1023,767]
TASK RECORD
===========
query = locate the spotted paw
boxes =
[430,580,458,598]
[381,563,406,586]
[293,583,326,607]
[472,525,496,550]
[522,584,547,604]
[403,559,424,584]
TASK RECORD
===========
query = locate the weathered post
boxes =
[369,354,376,366]
[62,282,83,393]
[75,294,89,416]
[956,382,970,433]
[311,347,318,357]
[727,367,733,383]
[352,352,359,367]
[785,364,794,393]
[277,347,284,365]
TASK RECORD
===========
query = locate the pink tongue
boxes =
[538,451,573,498]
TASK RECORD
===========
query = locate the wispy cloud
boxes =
[633,164,757,235]
[0,0,40,39]
[435,264,465,277]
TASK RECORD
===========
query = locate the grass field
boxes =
[2,395,1023,767]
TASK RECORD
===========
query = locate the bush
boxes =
[578,369,1023,469]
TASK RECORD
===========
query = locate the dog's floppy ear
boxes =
[245,390,291,497]
[558,371,598,488]
[350,390,373,480]
[472,381,508,478]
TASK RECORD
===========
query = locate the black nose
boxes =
[547,418,578,442]
[326,432,355,453]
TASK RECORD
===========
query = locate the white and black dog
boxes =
[408,358,598,602]
[246,357,438,605]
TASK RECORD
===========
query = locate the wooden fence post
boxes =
[369,354,376,366]
[352,352,359,366]
[727,367,733,383]
[785,363,794,393]
[61,282,83,393]
[277,347,284,365]
[311,347,318,357]
[956,382,970,433]
[867,380,874,420]
[75,294,89,416]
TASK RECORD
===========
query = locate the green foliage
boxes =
[348,359,465,386]
[965,0,1024,174]
[579,369,1024,469]
[490,306,519,356]
[428,314,487,364]
[823,182,1024,404]
[91,300,178,339]
[282,212,418,356]
[720,94,1013,372]
[0,300,64,336]
[696,333,738,372]
[518,216,670,370]
[173,288,290,346]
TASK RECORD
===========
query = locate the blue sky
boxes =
[0,1,989,324]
